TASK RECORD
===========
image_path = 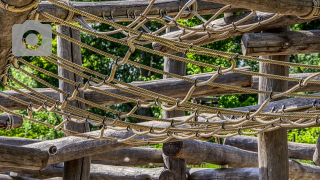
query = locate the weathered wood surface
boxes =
[57,25,91,180]
[163,140,257,168]
[92,147,163,167]
[153,12,319,54]
[313,134,320,165]
[225,136,316,161]
[2,70,320,111]
[0,0,34,76]
[7,162,320,180]
[242,30,320,56]
[13,164,167,180]
[162,26,187,180]
[258,27,290,180]
[0,67,252,110]
[4,150,320,180]
[38,0,247,23]
[203,0,313,17]
[0,114,23,129]
[0,137,203,167]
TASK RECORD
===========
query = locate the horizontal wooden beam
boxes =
[203,0,313,17]
[153,12,319,54]
[38,0,247,23]
[163,140,257,167]
[224,136,315,161]
[242,30,320,56]
[0,67,252,110]
[2,70,320,110]
[0,114,23,130]
[5,145,320,180]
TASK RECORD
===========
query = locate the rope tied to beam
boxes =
[0,0,40,12]
[299,0,320,19]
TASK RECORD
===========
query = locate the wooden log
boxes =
[162,26,187,180]
[6,152,320,180]
[225,136,316,161]
[242,30,320,56]
[313,134,320,166]
[0,113,23,130]
[57,25,90,179]
[163,140,257,168]
[203,0,313,17]
[13,164,169,180]
[0,137,203,167]
[0,67,252,110]
[153,12,319,54]
[37,0,247,23]
[258,27,289,180]
[187,168,259,180]
[92,147,163,167]
[0,0,34,76]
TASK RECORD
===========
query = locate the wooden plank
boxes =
[38,0,247,23]
[0,67,252,110]
[0,114,23,130]
[162,26,187,180]
[202,0,313,17]
[258,27,289,180]
[225,136,316,161]
[242,30,320,56]
[57,25,90,180]
[153,12,319,54]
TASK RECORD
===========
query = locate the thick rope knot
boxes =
[5,113,14,130]
[0,0,40,12]
[299,0,320,19]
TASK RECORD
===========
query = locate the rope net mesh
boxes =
[0,0,320,144]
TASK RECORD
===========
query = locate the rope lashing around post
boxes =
[0,0,40,12]
[1,0,320,144]
[299,0,320,19]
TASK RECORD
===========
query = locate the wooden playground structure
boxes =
[1,0,320,179]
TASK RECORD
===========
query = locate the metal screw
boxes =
[284,42,290,47]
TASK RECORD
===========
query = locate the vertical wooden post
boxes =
[258,27,289,180]
[162,26,187,180]
[57,25,91,180]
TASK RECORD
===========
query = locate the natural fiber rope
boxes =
[1,0,320,144]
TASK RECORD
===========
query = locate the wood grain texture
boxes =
[203,0,313,16]
[57,25,91,180]
[153,12,319,54]
[258,27,289,180]
[242,30,320,55]
[225,136,316,161]
[2,71,320,110]
[162,26,187,180]
[163,140,257,168]
[4,146,320,180]
[37,0,247,23]
[0,67,252,110]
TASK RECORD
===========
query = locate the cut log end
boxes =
[162,141,184,157]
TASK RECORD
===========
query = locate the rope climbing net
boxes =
[1,0,320,145]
